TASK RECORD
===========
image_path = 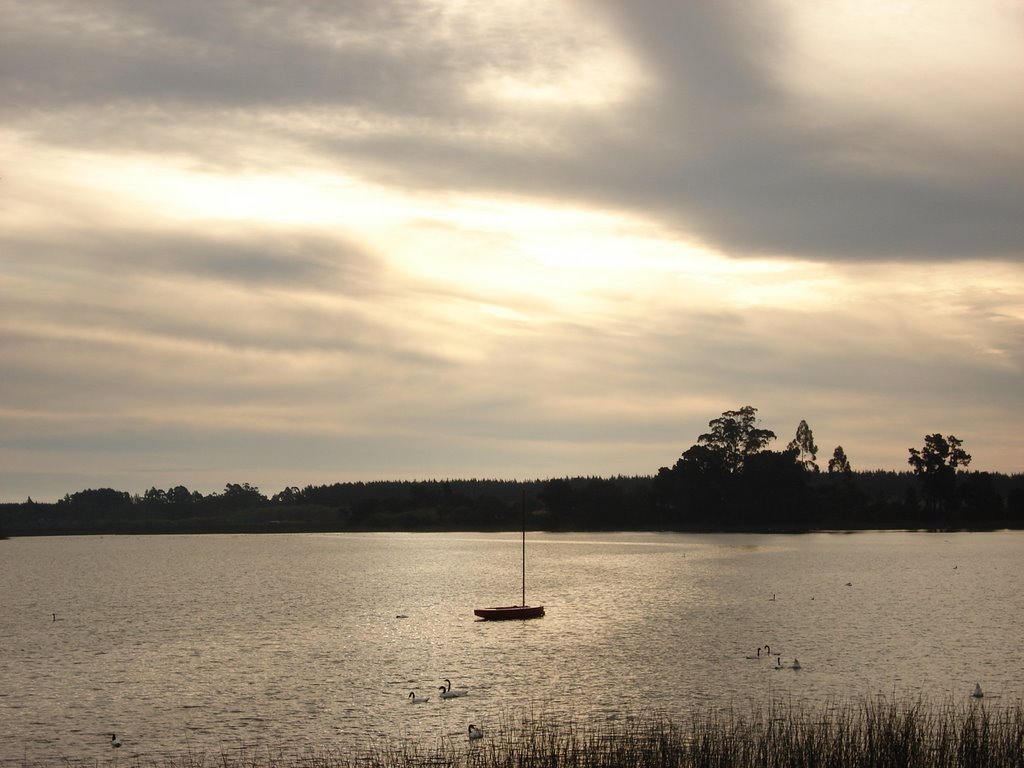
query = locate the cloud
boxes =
[4,1,1022,262]
[0,0,1021,500]
[554,1,1024,261]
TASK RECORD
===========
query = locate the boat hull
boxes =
[473,605,545,621]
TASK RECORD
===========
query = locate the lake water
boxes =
[1,531,1021,765]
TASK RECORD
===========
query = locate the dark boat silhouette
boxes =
[474,491,544,621]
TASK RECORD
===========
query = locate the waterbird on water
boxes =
[110,734,122,748]
[439,678,468,698]
[468,724,484,740]
[973,683,984,698]
[409,691,430,703]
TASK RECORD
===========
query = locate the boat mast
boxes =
[521,489,526,606]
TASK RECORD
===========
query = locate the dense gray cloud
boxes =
[3,1,1020,261]
[574,1,1024,260]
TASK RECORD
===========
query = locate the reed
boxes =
[30,696,1024,768]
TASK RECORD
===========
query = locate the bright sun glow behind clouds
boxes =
[781,0,1024,149]
[39,143,787,320]
[7,131,1016,361]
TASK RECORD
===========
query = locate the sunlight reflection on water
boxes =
[1,531,1021,765]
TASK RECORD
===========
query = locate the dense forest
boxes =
[2,407,1022,536]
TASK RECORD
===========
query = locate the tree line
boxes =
[2,406,1021,536]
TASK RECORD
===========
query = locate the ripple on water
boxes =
[1,531,1022,763]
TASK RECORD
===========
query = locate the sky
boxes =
[2,0,1022,503]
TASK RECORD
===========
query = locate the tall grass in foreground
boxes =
[43,697,1024,768]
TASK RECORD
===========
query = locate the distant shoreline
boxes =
[2,523,1020,537]
[3,471,1021,537]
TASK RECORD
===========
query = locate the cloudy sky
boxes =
[2,0,1022,502]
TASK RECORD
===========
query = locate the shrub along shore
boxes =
[37,696,1024,768]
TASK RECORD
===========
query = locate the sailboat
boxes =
[474,491,545,620]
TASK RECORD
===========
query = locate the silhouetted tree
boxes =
[56,488,132,519]
[908,434,972,525]
[220,483,267,511]
[787,420,819,472]
[698,406,776,474]
[143,487,166,505]
[828,446,852,476]
[655,444,731,527]
[167,485,199,505]
[272,486,301,505]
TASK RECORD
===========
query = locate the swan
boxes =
[792,659,801,670]
[439,679,468,698]
[973,683,984,698]
[110,734,122,748]
[745,647,762,659]
[408,691,430,703]
[468,724,484,740]
[764,645,772,656]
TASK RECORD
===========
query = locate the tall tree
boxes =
[908,434,971,473]
[787,420,819,472]
[908,434,972,520]
[698,406,776,474]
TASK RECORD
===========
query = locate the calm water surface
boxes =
[1,531,1021,764]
